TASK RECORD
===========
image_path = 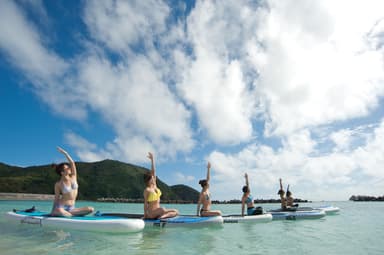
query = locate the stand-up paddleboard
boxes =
[223,213,273,223]
[273,205,340,215]
[95,212,223,228]
[6,210,145,233]
[314,205,340,214]
[267,208,326,220]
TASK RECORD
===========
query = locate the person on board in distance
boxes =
[278,178,287,210]
[241,173,263,216]
[197,162,222,217]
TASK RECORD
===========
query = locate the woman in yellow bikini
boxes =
[143,152,179,219]
[196,162,222,217]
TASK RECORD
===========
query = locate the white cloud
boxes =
[353,121,384,178]
[208,120,384,201]
[0,1,87,120]
[0,0,194,163]
[0,1,67,82]
[75,54,195,162]
[178,0,257,145]
[83,0,170,53]
[1,0,384,201]
[64,132,112,162]
[174,172,195,184]
[330,129,354,152]
[251,0,384,136]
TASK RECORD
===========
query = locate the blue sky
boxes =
[1,0,384,201]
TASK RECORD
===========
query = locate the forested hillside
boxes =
[0,160,199,202]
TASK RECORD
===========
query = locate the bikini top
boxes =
[147,188,162,202]
[245,194,253,204]
[61,180,78,194]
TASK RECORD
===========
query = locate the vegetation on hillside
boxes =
[0,160,200,203]
[349,195,384,201]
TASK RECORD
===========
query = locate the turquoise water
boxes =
[1,200,383,255]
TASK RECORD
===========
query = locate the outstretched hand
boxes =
[207,162,211,169]
[57,146,67,154]
[147,152,154,161]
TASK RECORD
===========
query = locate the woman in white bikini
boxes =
[50,147,94,216]
[196,162,221,217]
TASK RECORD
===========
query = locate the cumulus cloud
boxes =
[209,121,384,200]
[64,132,112,162]
[84,0,170,53]
[0,1,67,81]
[179,0,256,145]
[1,0,384,200]
[251,0,384,136]
[0,0,194,163]
[174,172,195,184]
[0,1,87,120]
[74,53,195,162]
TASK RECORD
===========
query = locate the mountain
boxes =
[0,160,200,203]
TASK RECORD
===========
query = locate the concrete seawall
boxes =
[0,192,54,200]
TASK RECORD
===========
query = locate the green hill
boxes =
[0,160,199,203]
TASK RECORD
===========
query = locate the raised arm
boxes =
[206,162,211,183]
[279,178,283,190]
[147,152,156,181]
[57,147,77,176]
[245,173,249,188]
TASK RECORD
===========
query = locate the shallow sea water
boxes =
[0,200,383,255]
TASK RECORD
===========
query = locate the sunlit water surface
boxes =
[1,200,383,255]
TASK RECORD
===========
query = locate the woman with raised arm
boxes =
[143,152,179,219]
[286,185,298,208]
[241,173,263,216]
[278,178,287,210]
[51,147,94,216]
[197,162,222,217]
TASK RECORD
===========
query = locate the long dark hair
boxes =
[144,173,153,186]
[51,163,69,176]
[199,179,207,188]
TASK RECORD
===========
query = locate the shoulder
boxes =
[54,181,61,190]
